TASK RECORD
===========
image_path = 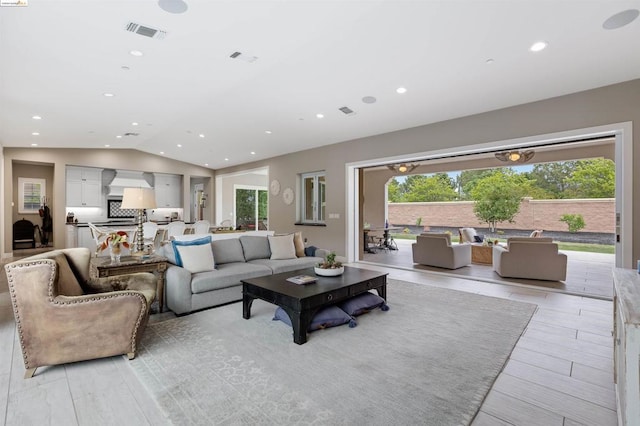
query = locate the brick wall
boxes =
[388,198,614,233]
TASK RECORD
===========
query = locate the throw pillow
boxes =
[171,236,215,273]
[339,292,389,317]
[175,244,215,273]
[268,234,296,260]
[293,232,305,257]
[460,227,477,243]
[273,306,356,331]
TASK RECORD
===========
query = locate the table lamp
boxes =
[121,187,157,255]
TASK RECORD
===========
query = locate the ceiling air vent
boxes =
[339,106,356,116]
[229,51,258,63]
[123,132,139,137]
[124,22,167,39]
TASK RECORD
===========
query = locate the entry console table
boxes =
[90,255,168,313]
[613,268,640,425]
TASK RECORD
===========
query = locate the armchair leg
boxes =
[127,352,136,360]
[24,367,36,379]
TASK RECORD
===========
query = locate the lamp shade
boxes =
[120,187,157,209]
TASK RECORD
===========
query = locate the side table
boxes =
[90,255,168,313]
[471,244,493,264]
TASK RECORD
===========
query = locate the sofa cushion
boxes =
[171,236,211,266]
[248,256,322,274]
[273,305,355,331]
[339,292,388,316]
[176,244,215,273]
[268,234,296,260]
[211,238,246,264]
[190,262,272,294]
[240,236,271,261]
[293,232,305,257]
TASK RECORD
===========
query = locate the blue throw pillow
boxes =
[171,236,212,268]
[304,245,317,257]
[273,305,356,331]
[339,292,389,317]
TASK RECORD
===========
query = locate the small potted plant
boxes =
[314,252,344,276]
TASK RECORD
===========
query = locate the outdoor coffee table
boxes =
[242,266,388,344]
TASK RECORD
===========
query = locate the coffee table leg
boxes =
[376,283,387,300]
[282,307,310,345]
[243,295,254,319]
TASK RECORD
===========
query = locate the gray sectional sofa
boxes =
[159,234,328,315]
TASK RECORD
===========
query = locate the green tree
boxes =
[387,178,403,202]
[526,161,577,199]
[403,174,458,202]
[565,158,615,198]
[470,170,533,231]
[458,169,502,200]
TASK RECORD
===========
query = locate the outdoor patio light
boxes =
[387,163,419,173]
[495,150,535,163]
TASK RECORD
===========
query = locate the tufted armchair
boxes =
[4,248,157,378]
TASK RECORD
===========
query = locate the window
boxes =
[301,171,325,224]
[18,177,46,214]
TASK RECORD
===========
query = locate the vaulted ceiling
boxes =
[1,1,638,169]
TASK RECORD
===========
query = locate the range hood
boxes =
[108,170,152,197]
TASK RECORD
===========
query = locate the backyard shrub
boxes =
[560,214,586,233]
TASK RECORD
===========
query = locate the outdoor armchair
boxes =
[412,233,471,269]
[493,237,567,281]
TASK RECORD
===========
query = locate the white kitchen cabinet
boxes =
[77,226,97,254]
[66,166,103,207]
[154,173,182,208]
[613,268,640,426]
[65,225,78,248]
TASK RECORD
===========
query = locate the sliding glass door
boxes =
[235,186,268,230]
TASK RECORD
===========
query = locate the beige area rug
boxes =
[129,280,536,425]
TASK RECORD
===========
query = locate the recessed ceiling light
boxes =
[32,132,39,136]
[116,135,122,139]
[160,151,165,155]
[316,113,324,119]
[158,0,188,14]
[529,41,548,52]
[396,87,407,94]
[250,151,256,155]
[31,143,38,147]
[132,122,139,126]
[129,50,143,57]
[362,96,377,104]
[603,9,639,30]
[32,115,41,120]
[224,158,229,161]
[177,144,182,148]
[199,134,205,138]
[265,130,272,134]
[105,144,110,147]
[204,163,209,166]
[103,93,114,97]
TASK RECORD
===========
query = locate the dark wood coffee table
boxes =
[242,266,388,344]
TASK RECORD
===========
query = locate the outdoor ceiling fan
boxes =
[494,150,535,163]
[387,163,419,173]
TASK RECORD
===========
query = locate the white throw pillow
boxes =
[268,234,297,260]
[461,228,477,243]
[175,244,215,273]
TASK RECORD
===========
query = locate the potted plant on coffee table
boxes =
[314,252,344,276]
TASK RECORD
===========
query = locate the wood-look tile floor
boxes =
[0,261,616,425]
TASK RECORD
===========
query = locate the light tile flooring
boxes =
[0,261,616,425]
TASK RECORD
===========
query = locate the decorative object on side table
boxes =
[99,231,130,264]
[121,187,157,256]
[315,251,344,276]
